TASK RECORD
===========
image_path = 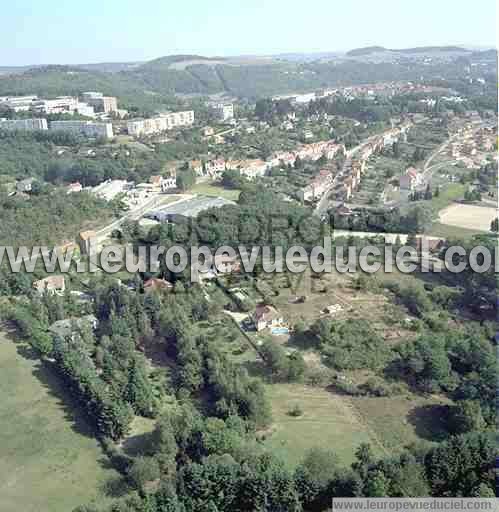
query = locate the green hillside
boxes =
[0,53,490,100]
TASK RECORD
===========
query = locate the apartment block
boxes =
[0,95,38,112]
[127,110,194,136]
[211,103,234,121]
[82,92,118,113]
[50,120,114,139]
[0,118,48,131]
[32,96,79,114]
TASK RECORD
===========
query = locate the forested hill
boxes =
[0,52,493,101]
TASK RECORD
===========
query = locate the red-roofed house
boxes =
[399,167,424,190]
[253,305,284,331]
[144,278,173,292]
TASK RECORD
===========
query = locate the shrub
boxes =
[288,404,304,417]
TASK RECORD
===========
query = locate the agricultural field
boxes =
[438,203,495,232]
[0,330,118,512]
[263,384,383,467]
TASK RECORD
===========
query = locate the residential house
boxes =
[16,178,35,193]
[162,173,177,191]
[66,182,83,194]
[33,275,66,295]
[149,175,163,190]
[205,158,226,179]
[399,167,424,191]
[143,278,173,292]
[300,169,334,201]
[190,160,204,176]
[238,159,268,180]
[253,304,284,331]
[343,177,353,200]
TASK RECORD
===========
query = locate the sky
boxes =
[2,0,496,66]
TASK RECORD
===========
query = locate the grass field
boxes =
[263,384,383,467]
[428,222,484,240]
[192,182,240,201]
[351,394,452,453]
[0,330,118,512]
[427,184,466,211]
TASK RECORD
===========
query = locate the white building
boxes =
[32,96,79,114]
[75,102,95,117]
[205,158,226,178]
[50,120,114,139]
[82,92,118,113]
[0,118,48,131]
[0,95,38,112]
[399,167,424,191]
[127,110,194,136]
[211,103,234,121]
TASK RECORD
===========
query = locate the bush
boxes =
[288,404,304,417]
[304,367,335,387]
[360,377,392,397]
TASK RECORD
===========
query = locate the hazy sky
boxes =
[2,0,496,66]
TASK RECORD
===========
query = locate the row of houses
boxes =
[300,169,334,201]
[200,140,346,181]
[338,122,412,201]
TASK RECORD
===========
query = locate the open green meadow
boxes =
[263,384,384,467]
[0,330,118,512]
[192,182,241,201]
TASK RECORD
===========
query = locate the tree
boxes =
[127,456,160,490]
[425,432,495,496]
[423,184,432,200]
[490,217,498,233]
[295,448,339,510]
[365,470,389,497]
[176,168,196,191]
[260,339,289,381]
[448,400,485,434]
[125,356,157,417]
[392,141,400,158]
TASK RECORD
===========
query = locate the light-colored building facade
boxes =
[127,110,194,136]
[399,167,424,190]
[212,103,234,121]
[32,96,79,114]
[0,118,48,131]
[82,92,118,113]
[0,95,38,112]
[50,120,114,139]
